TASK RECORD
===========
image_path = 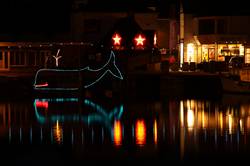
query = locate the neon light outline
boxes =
[35,82,48,88]
[52,49,62,67]
[34,98,124,126]
[33,50,123,90]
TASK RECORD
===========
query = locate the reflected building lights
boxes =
[153,119,158,145]
[187,109,194,130]
[135,120,146,146]
[53,120,63,144]
[228,114,233,135]
[240,119,244,134]
[219,112,223,133]
[113,120,122,146]
[180,101,184,127]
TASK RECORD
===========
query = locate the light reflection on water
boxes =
[1,95,250,162]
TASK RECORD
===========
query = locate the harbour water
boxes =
[0,94,250,165]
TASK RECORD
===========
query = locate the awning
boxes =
[194,34,248,44]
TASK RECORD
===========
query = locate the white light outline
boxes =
[33,50,123,91]
[52,49,62,67]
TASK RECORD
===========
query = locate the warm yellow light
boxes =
[187,109,194,129]
[180,43,184,67]
[135,34,146,46]
[135,119,146,146]
[240,119,244,134]
[219,112,223,131]
[154,33,157,46]
[228,114,233,134]
[112,33,122,45]
[180,101,184,127]
[239,45,244,55]
[113,120,122,146]
[201,111,207,129]
[53,120,63,144]
[153,119,158,145]
[187,43,194,62]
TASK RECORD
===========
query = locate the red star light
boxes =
[112,33,122,45]
[135,34,146,46]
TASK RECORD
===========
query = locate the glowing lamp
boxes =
[134,34,146,46]
[35,101,48,109]
[112,33,122,46]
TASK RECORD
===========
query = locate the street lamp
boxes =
[179,0,184,68]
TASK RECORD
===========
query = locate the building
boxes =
[182,15,250,65]
[0,0,178,73]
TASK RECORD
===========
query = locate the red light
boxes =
[36,101,48,109]
[134,34,146,46]
[35,82,48,88]
[112,33,122,46]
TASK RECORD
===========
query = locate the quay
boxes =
[0,70,223,99]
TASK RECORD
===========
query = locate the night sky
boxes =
[0,0,71,34]
[0,0,249,35]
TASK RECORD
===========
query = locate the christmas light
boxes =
[33,50,123,91]
[112,33,122,46]
[34,98,124,126]
[135,34,146,46]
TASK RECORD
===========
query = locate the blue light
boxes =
[34,98,124,128]
[33,50,123,91]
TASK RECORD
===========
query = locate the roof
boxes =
[72,0,157,13]
[101,16,144,46]
[195,34,248,44]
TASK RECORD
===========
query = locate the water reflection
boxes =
[113,120,122,146]
[135,119,146,146]
[1,96,250,161]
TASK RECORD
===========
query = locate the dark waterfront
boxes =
[0,94,250,165]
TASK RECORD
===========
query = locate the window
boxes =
[198,19,215,35]
[84,19,101,33]
[10,51,25,66]
[27,50,36,66]
[217,19,227,34]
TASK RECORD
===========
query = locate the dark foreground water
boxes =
[0,94,250,165]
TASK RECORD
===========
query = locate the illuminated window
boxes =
[187,43,194,62]
[245,48,250,63]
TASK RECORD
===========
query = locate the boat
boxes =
[221,67,250,94]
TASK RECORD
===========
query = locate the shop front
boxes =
[187,35,248,64]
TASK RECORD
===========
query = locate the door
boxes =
[0,51,10,71]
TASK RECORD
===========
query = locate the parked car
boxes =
[228,56,244,69]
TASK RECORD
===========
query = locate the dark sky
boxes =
[0,0,72,34]
[182,0,250,15]
[0,0,250,35]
